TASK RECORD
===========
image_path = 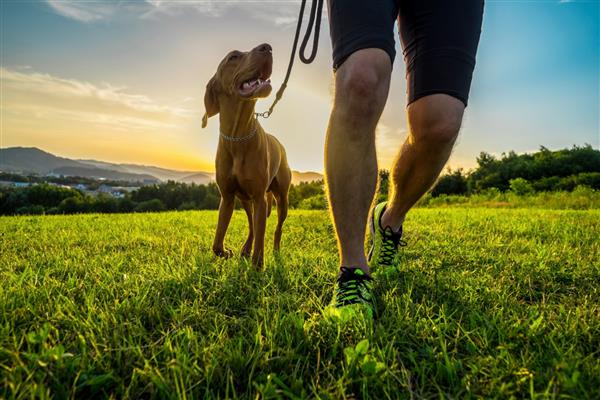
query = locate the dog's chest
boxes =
[224,155,269,195]
[231,153,265,178]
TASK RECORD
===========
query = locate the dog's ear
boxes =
[202,76,220,128]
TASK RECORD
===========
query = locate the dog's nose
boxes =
[256,43,272,53]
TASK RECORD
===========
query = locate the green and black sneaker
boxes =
[368,201,406,272]
[326,267,376,321]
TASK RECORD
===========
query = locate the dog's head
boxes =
[202,43,273,128]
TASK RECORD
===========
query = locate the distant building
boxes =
[47,182,71,189]
[97,184,136,198]
[112,186,139,193]
[0,181,34,188]
[97,184,113,193]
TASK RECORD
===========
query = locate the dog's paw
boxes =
[213,248,233,258]
[240,249,251,258]
[251,255,264,270]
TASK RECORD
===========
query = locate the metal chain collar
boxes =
[219,125,258,142]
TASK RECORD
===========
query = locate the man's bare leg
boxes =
[325,49,392,274]
[381,94,466,231]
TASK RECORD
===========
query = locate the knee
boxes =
[409,102,464,146]
[337,65,384,101]
[335,57,390,117]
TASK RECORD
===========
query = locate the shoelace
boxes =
[379,227,407,267]
[335,267,372,307]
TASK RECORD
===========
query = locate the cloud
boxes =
[45,0,309,27]
[45,0,118,22]
[143,0,224,18]
[0,67,194,132]
[142,0,303,25]
[274,16,297,26]
[0,66,217,170]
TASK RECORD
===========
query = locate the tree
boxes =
[468,145,600,192]
[27,184,82,208]
[431,169,468,197]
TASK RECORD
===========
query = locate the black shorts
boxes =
[327,0,484,106]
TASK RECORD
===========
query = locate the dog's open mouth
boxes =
[239,76,271,97]
[238,59,273,97]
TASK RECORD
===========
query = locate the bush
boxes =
[289,180,324,208]
[90,195,119,213]
[178,201,199,210]
[532,176,561,192]
[134,199,165,212]
[298,194,328,210]
[118,198,136,213]
[15,205,45,215]
[509,178,533,195]
[58,197,86,214]
[574,172,600,189]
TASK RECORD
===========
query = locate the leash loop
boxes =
[255,0,323,119]
[299,0,323,64]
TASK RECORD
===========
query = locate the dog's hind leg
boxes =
[273,190,288,252]
[241,199,253,257]
[212,195,234,257]
[266,192,273,218]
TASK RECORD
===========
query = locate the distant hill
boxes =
[292,171,323,184]
[179,173,214,185]
[52,166,159,183]
[78,160,210,182]
[0,147,199,183]
[0,147,322,185]
[0,147,83,175]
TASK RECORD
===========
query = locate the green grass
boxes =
[1,209,599,399]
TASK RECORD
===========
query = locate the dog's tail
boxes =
[267,192,274,217]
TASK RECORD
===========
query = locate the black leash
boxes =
[255,0,324,119]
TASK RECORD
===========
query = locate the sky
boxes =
[1,0,598,173]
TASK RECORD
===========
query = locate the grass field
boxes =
[1,209,599,399]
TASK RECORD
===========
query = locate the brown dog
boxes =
[202,43,292,268]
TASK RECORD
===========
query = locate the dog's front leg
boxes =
[251,194,268,268]
[240,199,253,257]
[212,195,234,257]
